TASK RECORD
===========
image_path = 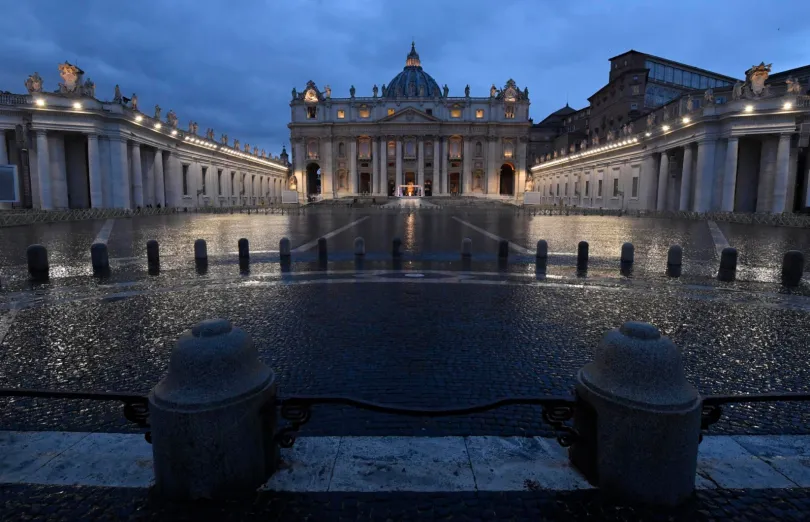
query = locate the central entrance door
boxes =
[359,172,371,194]
[404,172,416,196]
[449,173,460,195]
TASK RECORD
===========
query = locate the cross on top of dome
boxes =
[405,41,421,68]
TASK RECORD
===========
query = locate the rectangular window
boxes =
[217,169,222,195]
[700,75,708,89]
[426,108,433,115]
[597,179,603,197]
[665,66,674,83]
[201,167,207,195]
[654,63,665,81]
[387,141,395,157]
[613,178,619,197]
[632,85,640,95]
[306,106,316,119]
[337,109,345,119]
[585,180,590,196]
[358,107,370,118]
[674,68,683,85]
[450,108,462,118]
[556,184,560,196]
[574,181,579,196]
[182,165,189,196]
[631,176,639,198]
[564,182,568,196]
[387,108,395,116]
[691,74,700,89]
[682,71,691,87]
[475,109,484,119]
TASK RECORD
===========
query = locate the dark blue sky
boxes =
[1,0,805,156]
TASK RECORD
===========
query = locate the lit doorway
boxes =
[499,163,515,195]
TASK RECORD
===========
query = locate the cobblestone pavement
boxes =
[2,484,810,521]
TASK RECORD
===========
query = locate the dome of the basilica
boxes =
[382,43,442,98]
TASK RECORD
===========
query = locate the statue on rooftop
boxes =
[234,139,240,150]
[373,84,378,97]
[261,149,266,158]
[465,84,470,97]
[291,87,297,101]
[685,95,693,112]
[253,146,258,156]
[221,133,228,145]
[24,72,43,94]
[703,88,714,104]
[443,84,449,97]
[113,84,122,103]
[154,105,161,120]
[786,76,802,95]
[166,109,177,128]
[732,81,744,100]
[490,84,497,97]
[245,143,250,152]
[131,93,139,111]
[81,78,95,98]
[349,85,355,97]
[646,112,655,128]
[57,62,83,94]
[324,85,331,98]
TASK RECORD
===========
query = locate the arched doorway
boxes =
[449,172,461,195]
[359,172,371,194]
[499,163,515,195]
[306,163,321,195]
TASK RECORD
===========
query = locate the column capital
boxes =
[35,129,48,137]
[778,132,793,140]
[726,135,740,142]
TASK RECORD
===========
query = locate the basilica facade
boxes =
[288,44,532,200]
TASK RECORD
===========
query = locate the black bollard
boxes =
[27,244,49,281]
[90,242,109,274]
[536,240,548,274]
[317,237,327,262]
[577,241,589,274]
[620,242,634,276]
[781,250,805,287]
[238,238,250,259]
[392,237,402,258]
[147,240,160,266]
[667,245,682,278]
[279,237,291,260]
[498,240,509,260]
[461,238,472,258]
[717,247,737,282]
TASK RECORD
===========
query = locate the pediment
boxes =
[379,107,440,123]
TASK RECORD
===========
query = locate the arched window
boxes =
[449,137,462,159]
[358,137,371,159]
[475,141,482,157]
[306,139,318,159]
[405,140,416,158]
[338,142,345,157]
[388,141,396,157]
[503,140,514,159]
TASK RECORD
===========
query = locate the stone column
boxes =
[322,140,333,197]
[656,151,669,211]
[721,137,739,212]
[487,138,498,194]
[154,149,165,206]
[804,148,810,209]
[642,154,657,210]
[87,134,103,208]
[432,139,440,195]
[678,144,693,211]
[371,139,379,196]
[378,138,387,195]
[693,138,717,213]
[441,138,449,194]
[49,133,68,208]
[0,130,8,164]
[349,139,357,195]
[417,140,425,192]
[144,150,155,207]
[131,142,144,208]
[462,139,472,194]
[109,138,131,209]
[516,139,527,199]
[395,140,403,192]
[772,133,792,213]
[35,130,52,210]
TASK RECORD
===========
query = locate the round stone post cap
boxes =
[578,321,699,410]
[151,319,273,410]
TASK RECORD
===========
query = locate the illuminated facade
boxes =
[288,43,532,200]
[0,62,289,210]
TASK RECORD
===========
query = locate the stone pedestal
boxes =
[149,319,278,499]
[571,322,701,507]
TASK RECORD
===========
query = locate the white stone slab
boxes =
[261,436,341,492]
[733,435,810,487]
[22,432,153,488]
[697,436,797,489]
[329,436,475,492]
[466,436,592,491]
[0,431,88,483]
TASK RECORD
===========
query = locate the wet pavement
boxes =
[1,206,810,520]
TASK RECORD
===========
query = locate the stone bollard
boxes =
[536,240,548,273]
[461,238,472,258]
[571,321,701,507]
[620,242,634,265]
[497,240,509,260]
[26,244,49,281]
[781,250,805,287]
[577,241,589,273]
[149,319,278,500]
[90,242,109,274]
[238,238,250,259]
[279,237,291,259]
[194,239,207,261]
[147,240,160,266]
[392,237,402,258]
[354,237,365,256]
[667,245,682,277]
[717,247,737,282]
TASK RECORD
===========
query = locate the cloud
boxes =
[0,0,806,148]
